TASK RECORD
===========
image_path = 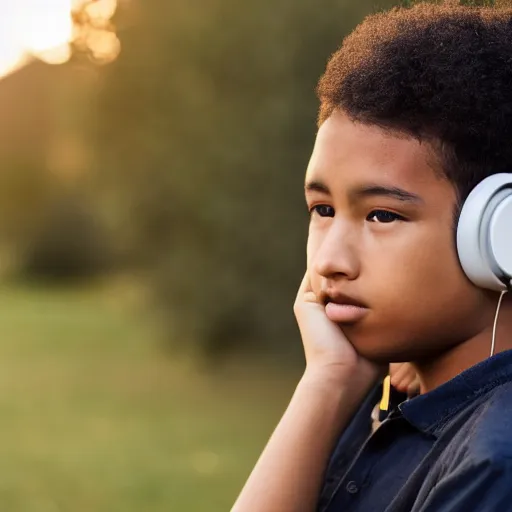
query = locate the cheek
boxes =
[359,232,491,354]
[306,228,319,268]
[306,231,322,294]
[360,226,469,323]
[373,221,458,282]
[411,230,463,288]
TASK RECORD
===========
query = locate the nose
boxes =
[310,220,360,280]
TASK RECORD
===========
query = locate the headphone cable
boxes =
[490,288,509,357]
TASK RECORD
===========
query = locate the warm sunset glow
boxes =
[0,0,119,78]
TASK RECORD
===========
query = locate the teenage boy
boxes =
[232,3,512,512]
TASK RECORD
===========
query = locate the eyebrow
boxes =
[352,184,423,204]
[304,180,423,204]
[304,180,330,194]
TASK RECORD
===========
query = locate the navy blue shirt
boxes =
[319,350,512,512]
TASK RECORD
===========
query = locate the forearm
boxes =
[231,369,375,512]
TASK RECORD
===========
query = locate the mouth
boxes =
[322,292,369,324]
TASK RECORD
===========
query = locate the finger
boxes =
[297,271,312,295]
[392,376,419,395]
[392,378,409,393]
[295,271,318,305]
[389,363,412,386]
[407,376,421,397]
[392,362,416,383]
[407,381,420,397]
[391,365,417,391]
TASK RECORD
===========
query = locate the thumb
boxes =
[296,271,320,306]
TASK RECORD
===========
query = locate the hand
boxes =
[293,271,382,386]
[389,362,420,397]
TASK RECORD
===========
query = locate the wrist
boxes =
[292,368,376,437]
[302,366,352,389]
[301,364,381,404]
[304,361,381,386]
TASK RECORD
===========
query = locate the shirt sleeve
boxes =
[416,457,512,512]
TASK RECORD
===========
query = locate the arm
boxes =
[231,369,377,512]
[231,273,382,512]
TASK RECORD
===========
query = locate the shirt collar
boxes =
[399,349,512,438]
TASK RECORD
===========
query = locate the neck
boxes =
[415,294,512,394]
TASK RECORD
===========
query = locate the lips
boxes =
[323,292,367,309]
[322,291,369,324]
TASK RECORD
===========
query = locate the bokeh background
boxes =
[0,0,494,510]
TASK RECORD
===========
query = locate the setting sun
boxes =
[0,0,119,78]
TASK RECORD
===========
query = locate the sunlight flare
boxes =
[0,0,119,78]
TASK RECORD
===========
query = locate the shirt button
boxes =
[346,481,359,494]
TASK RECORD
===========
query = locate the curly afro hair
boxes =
[317,2,512,203]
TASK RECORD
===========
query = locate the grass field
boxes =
[0,282,300,511]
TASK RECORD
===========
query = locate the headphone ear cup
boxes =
[457,173,512,291]
[489,193,512,281]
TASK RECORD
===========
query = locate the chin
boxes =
[353,333,449,365]
[345,329,414,364]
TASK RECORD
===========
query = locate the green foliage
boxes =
[0,163,57,248]
[21,191,113,281]
[92,0,395,358]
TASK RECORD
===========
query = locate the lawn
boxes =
[0,282,300,511]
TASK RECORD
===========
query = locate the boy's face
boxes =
[305,110,495,363]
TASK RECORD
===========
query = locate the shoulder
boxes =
[466,381,512,461]
[417,387,512,512]
[416,453,512,511]
[432,381,512,474]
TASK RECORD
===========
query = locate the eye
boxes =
[366,210,405,223]
[310,205,335,217]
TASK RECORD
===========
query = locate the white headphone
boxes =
[457,173,512,292]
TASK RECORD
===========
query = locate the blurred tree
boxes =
[22,191,113,281]
[92,0,396,360]
[0,0,120,280]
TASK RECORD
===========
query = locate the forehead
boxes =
[306,111,444,194]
